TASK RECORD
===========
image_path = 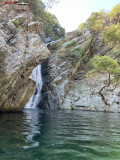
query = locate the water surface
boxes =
[0,109,120,160]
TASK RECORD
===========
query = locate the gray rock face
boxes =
[42,30,120,112]
[42,37,52,44]
[14,13,28,24]
[0,4,50,112]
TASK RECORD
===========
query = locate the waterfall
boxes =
[25,65,43,109]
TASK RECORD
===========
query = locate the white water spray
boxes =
[25,65,43,109]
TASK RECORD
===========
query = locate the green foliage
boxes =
[76,31,83,37]
[112,67,120,86]
[103,4,120,47]
[78,4,120,37]
[11,19,20,28]
[87,55,120,86]
[65,38,92,66]
[48,42,59,51]
[103,23,120,46]
[29,0,65,40]
[108,4,120,22]
[65,40,76,48]
[42,12,65,40]
[94,19,104,31]
[87,11,105,34]
[78,23,86,31]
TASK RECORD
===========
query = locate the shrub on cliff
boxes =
[86,55,120,105]
[108,4,120,23]
[78,22,87,34]
[103,23,120,46]
[86,11,105,34]
[65,38,92,66]
[11,19,20,28]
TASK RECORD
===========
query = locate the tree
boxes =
[108,4,120,23]
[78,23,86,30]
[86,55,120,105]
[87,11,105,34]
[103,23,120,46]
[29,0,65,40]
[78,22,87,34]
[29,0,45,17]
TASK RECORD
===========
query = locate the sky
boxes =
[48,0,120,32]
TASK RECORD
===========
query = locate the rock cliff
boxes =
[40,29,120,112]
[0,4,50,111]
[0,4,120,113]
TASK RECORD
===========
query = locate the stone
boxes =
[14,13,28,24]
[7,21,16,33]
[43,37,52,44]
[53,76,62,83]
[28,21,43,34]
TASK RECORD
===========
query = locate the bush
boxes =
[78,23,86,33]
[65,38,92,65]
[103,23,120,46]
[108,4,120,22]
[11,19,20,28]
[65,40,76,48]
[87,11,105,34]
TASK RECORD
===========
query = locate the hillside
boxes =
[40,4,120,112]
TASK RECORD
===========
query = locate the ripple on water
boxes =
[0,109,120,160]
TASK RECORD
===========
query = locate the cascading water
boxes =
[25,65,43,109]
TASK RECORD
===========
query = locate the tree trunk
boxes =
[99,73,111,105]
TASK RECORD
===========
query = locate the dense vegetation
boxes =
[29,0,65,40]
[78,4,120,47]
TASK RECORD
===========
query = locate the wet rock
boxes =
[42,37,52,44]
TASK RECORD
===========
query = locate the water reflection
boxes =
[22,109,41,149]
[0,110,120,160]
